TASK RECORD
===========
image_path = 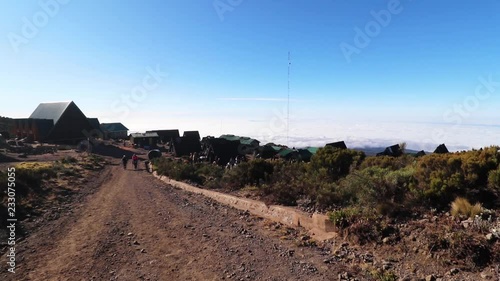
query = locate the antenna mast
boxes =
[287,51,291,146]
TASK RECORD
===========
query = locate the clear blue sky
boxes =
[1,0,499,150]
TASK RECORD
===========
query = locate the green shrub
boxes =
[195,163,224,185]
[361,154,414,171]
[370,270,397,281]
[154,158,201,183]
[259,161,308,205]
[61,156,78,164]
[221,162,251,190]
[247,159,274,186]
[487,167,500,191]
[328,207,360,228]
[310,147,365,181]
[413,147,500,208]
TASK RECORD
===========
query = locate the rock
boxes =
[425,274,436,281]
[133,240,140,245]
[338,272,351,280]
[480,271,492,279]
[461,218,473,228]
[449,268,459,275]
[127,232,133,236]
[485,233,495,242]
[382,237,390,244]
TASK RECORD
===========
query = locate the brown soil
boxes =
[1,151,499,280]
[0,163,344,281]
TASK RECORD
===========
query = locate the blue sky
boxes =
[1,0,499,150]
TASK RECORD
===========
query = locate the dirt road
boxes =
[2,164,344,280]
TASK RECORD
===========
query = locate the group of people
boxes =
[121,154,151,172]
[225,155,246,170]
[121,154,139,170]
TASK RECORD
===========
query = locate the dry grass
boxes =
[451,197,482,219]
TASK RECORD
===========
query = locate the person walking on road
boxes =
[121,155,128,170]
[132,154,139,170]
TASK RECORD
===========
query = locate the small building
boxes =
[415,150,426,157]
[87,118,103,139]
[201,136,240,165]
[100,123,129,140]
[220,134,260,155]
[297,148,314,162]
[146,129,180,144]
[434,144,449,154]
[257,145,282,159]
[277,148,300,161]
[376,144,403,157]
[130,132,159,148]
[172,135,201,157]
[183,131,201,140]
[325,141,347,150]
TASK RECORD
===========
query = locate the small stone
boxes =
[480,271,492,279]
[133,240,139,245]
[127,232,133,236]
[461,218,473,228]
[449,268,459,275]
[425,274,436,281]
[382,237,390,244]
[140,249,146,253]
[485,233,495,242]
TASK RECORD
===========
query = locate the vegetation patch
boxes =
[153,146,500,268]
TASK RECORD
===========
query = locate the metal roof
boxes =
[101,123,129,132]
[220,134,259,145]
[278,148,294,157]
[29,101,72,124]
[306,147,319,154]
[130,132,159,138]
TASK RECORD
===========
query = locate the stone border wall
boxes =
[153,172,337,241]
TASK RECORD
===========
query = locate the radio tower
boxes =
[287,51,291,146]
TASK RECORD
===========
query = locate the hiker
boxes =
[121,155,128,169]
[132,154,139,170]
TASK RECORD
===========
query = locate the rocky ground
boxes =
[0,149,499,280]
